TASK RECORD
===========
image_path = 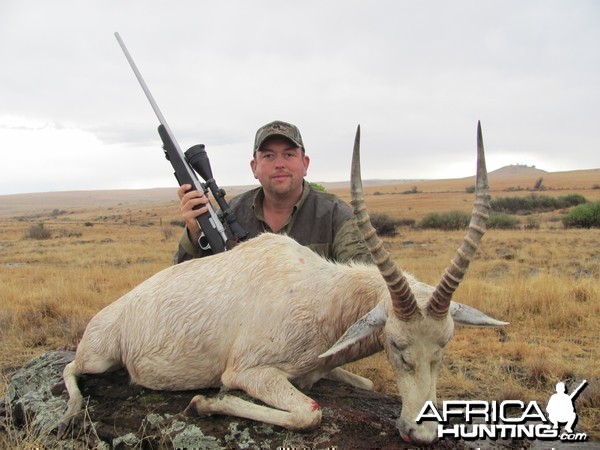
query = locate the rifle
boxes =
[114,32,247,254]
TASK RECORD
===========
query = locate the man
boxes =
[174,120,371,264]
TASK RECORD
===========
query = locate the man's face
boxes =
[251,136,310,198]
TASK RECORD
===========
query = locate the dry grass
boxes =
[0,213,177,372]
[1,176,599,441]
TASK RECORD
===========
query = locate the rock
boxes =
[1,351,550,449]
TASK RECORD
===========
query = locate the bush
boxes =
[369,213,401,237]
[488,213,519,229]
[418,211,470,230]
[402,186,420,194]
[395,218,417,227]
[491,193,587,214]
[24,223,52,240]
[533,177,545,190]
[50,208,67,217]
[559,194,587,207]
[562,201,600,228]
[170,219,186,228]
[308,181,326,192]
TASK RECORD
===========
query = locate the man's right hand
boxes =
[177,184,209,246]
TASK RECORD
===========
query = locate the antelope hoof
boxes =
[183,394,212,417]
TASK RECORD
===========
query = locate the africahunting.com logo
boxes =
[417,379,589,442]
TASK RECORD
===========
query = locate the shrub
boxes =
[524,216,541,230]
[562,201,600,228]
[308,181,326,192]
[491,193,588,214]
[396,218,416,227]
[402,186,420,194]
[50,208,67,217]
[24,223,52,240]
[170,219,186,228]
[370,213,401,237]
[559,194,587,207]
[488,213,519,230]
[418,210,470,230]
[465,185,476,194]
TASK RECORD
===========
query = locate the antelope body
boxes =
[59,123,507,445]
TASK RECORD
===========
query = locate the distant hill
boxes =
[488,164,548,177]
[0,186,255,218]
[0,166,598,218]
[319,165,550,189]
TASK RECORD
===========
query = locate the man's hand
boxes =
[177,184,209,246]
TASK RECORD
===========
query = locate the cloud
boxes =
[0,0,599,195]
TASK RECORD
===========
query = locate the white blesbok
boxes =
[58,123,507,445]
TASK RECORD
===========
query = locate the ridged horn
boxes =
[350,125,419,321]
[427,121,491,319]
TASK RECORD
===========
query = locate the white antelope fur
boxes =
[60,232,505,441]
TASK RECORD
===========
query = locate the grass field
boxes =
[1,169,599,442]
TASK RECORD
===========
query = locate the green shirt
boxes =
[175,181,372,265]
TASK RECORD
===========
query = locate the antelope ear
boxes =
[319,303,387,359]
[450,301,509,327]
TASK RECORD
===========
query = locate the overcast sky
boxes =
[1,0,599,196]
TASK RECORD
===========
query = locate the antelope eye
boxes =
[399,353,415,372]
[389,339,405,352]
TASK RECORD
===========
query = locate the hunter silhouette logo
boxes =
[546,379,587,434]
[416,379,589,442]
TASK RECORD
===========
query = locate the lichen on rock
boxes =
[1,350,473,449]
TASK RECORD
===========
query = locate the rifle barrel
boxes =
[114,33,170,129]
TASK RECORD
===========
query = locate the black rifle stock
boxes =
[115,32,247,254]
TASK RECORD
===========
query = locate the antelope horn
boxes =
[350,125,419,321]
[427,121,491,319]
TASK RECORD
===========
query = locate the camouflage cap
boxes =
[253,120,305,154]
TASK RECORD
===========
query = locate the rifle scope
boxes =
[185,145,213,182]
